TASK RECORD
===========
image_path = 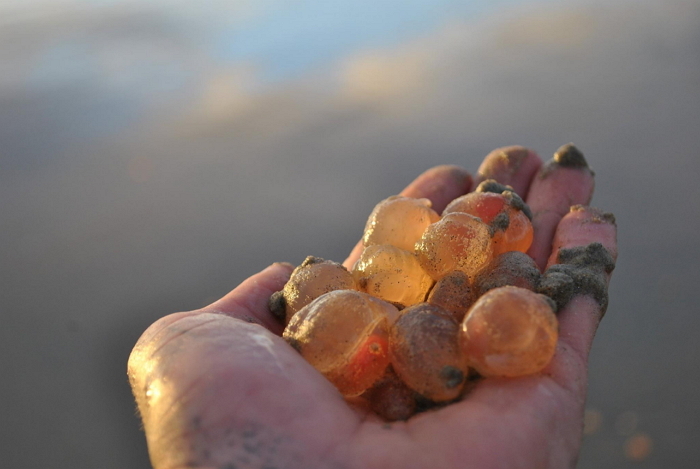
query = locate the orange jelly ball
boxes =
[283,290,399,396]
[474,251,541,298]
[443,191,506,223]
[415,212,493,280]
[389,303,468,402]
[492,208,533,256]
[460,286,558,378]
[426,270,474,322]
[363,196,440,252]
[280,256,357,324]
[362,367,417,422]
[352,244,434,308]
[443,191,533,256]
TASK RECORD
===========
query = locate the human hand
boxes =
[128,146,617,469]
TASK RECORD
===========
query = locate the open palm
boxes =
[129,147,617,469]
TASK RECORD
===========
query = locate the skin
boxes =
[526,155,596,271]
[128,149,618,469]
[474,145,542,198]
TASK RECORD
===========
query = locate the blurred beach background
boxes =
[2,0,700,467]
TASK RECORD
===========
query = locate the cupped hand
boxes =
[128,146,617,469]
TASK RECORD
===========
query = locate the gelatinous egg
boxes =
[415,212,493,280]
[283,290,399,396]
[276,256,357,324]
[389,303,468,401]
[363,196,440,251]
[460,286,558,378]
[352,244,433,308]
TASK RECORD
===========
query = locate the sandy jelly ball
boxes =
[415,212,493,280]
[353,244,434,308]
[389,303,468,401]
[274,256,357,324]
[283,290,399,396]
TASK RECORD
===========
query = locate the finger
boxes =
[526,144,595,270]
[128,312,359,469]
[401,164,473,211]
[343,164,472,268]
[474,145,543,198]
[125,262,296,425]
[547,206,618,267]
[206,262,294,335]
[544,206,617,391]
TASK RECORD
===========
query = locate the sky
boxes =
[0,0,557,166]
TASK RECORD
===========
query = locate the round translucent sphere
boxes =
[443,191,533,256]
[363,196,440,252]
[415,212,493,280]
[281,257,357,323]
[352,244,434,308]
[389,303,468,401]
[426,270,474,322]
[460,286,558,378]
[283,290,399,396]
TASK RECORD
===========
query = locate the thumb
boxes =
[127,263,358,468]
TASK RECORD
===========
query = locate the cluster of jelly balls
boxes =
[269,180,559,420]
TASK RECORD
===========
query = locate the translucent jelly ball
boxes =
[352,244,434,308]
[474,251,541,298]
[389,303,468,402]
[443,191,533,256]
[283,290,399,396]
[460,286,558,378]
[363,196,440,252]
[443,191,506,223]
[426,270,474,322]
[492,209,533,256]
[415,212,493,280]
[278,256,357,324]
[363,367,417,422]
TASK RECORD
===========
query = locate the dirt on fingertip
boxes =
[538,242,616,315]
[569,205,617,225]
[539,143,595,179]
[475,179,513,194]
[554,143,589,168]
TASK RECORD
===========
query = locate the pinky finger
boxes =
[547,206,618,268]
[545,206,617,390]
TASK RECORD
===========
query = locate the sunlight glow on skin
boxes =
[145,380,163,407]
